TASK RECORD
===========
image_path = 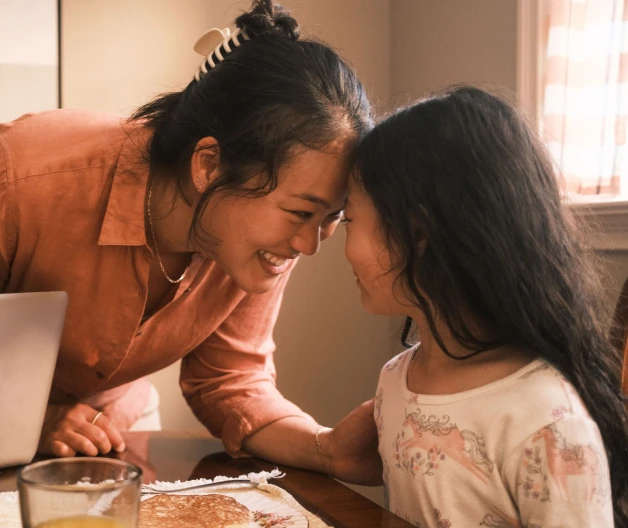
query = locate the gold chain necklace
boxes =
[146,184,186,284]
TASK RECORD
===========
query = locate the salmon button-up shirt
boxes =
[0,109,312,455]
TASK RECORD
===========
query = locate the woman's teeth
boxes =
[259,250,287,267]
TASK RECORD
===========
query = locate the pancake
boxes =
[139,493,251,528]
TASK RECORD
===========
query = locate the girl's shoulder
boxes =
[510,360,591,418]
[381,346,417,376]
[493,360,604,456]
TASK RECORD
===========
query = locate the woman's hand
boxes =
[37,403,126,457]
[323,399,383,485]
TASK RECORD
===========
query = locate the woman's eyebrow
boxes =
[289,193,332,208]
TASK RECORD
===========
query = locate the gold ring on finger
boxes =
[91,411,103,425]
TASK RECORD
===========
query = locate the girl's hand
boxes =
[323,399,383,485]
[37,403,126,457]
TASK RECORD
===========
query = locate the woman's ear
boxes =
[190,137,221,194]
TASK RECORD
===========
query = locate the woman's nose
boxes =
[320,221,339,242]
[291,225,321,256]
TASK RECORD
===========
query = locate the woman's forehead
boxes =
[274,145,352,200]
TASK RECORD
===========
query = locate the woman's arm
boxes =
[242,399,383,485]
[179,271,382,484]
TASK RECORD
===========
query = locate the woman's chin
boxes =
[231,271,281,295]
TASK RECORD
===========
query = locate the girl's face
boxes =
[195,140,352,294]
[344,177,410,315]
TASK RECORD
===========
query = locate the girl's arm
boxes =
[504,416,613,527]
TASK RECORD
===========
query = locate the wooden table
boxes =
[0,431,413,527]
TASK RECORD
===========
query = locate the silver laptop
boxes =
[0,291,68,468]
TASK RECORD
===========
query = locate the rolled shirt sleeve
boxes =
[179,268,315,456]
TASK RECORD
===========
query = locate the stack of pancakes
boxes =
[139,493,252,528]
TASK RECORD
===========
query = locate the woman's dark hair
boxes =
[355,85,628,524]
[131,0,371,240]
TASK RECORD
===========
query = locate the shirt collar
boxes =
[98,123,153,247]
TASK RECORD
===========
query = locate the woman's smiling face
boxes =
[194,140,352,294]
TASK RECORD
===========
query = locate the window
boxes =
[518,0,628,249]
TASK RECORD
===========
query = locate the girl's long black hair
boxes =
[356,85,628,524]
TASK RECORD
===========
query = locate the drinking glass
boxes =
[18,457,142,528]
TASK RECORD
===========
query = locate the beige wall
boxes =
[599,252,628,307]
[391,0,518,104]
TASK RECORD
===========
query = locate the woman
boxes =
[0,0,380,484]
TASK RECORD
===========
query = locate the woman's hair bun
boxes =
[236,0,301,40]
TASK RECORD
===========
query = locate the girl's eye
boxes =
[340,216,352,224]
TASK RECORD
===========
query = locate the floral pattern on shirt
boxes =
[385,353,406,372]
[551,405,569,421]
[479,508,542,528]
[519,445,551,502]
[434,508,452,527]
[393,409,494,483]
[478,506,543,528]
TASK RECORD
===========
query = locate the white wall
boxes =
[0,0,58,121]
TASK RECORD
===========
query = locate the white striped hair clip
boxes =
[193,27,251,81]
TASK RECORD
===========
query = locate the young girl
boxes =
[343,86,628,527]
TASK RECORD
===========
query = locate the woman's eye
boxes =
[324,210,344,223]
[288,210,314,220]
[340,216,352,224]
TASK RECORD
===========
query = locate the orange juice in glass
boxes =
[18,458,142,528]
[31,516,127,527]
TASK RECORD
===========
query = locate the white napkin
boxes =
[142,468,285,493]
[0,492,20,528]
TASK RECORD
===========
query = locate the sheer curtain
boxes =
[543,0,628,197]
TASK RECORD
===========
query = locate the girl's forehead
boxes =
[347,174,367,197]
